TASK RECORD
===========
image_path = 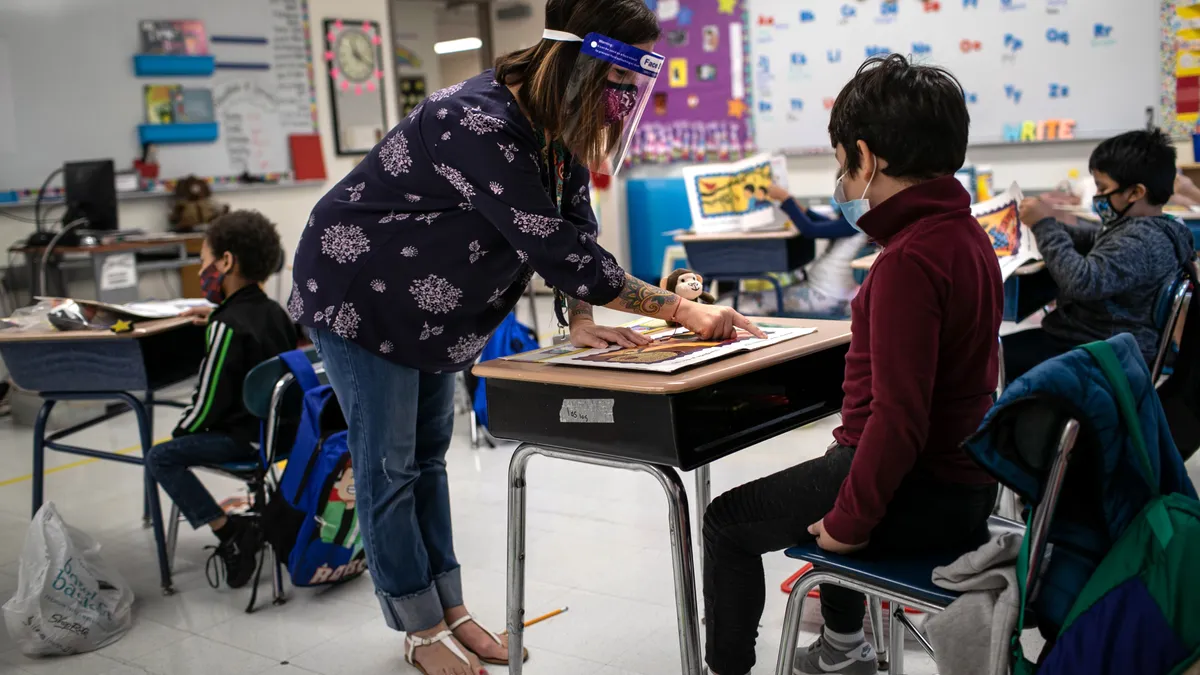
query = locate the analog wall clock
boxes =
[324,19,389,155]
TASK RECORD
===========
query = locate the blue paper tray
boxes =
[133,54,216,77]
[138,122,219,145]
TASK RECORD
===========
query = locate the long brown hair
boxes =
[495,0,660,168]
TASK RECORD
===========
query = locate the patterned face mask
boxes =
[199,261,226,305]
[603,82,639,125]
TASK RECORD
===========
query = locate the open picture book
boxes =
[503,317,816,373]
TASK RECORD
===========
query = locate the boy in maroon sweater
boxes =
[703,55,1003,675]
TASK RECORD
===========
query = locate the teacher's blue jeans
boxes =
[310,328,461,633]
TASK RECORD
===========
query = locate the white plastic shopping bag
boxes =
[2,502,133,656]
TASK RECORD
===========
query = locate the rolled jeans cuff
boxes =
[376,566,463,632]
[433,566,463,610]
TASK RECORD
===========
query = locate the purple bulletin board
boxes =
[625,0,754,166]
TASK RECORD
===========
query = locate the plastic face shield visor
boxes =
[544,30,664,176]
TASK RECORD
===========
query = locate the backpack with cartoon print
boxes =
[276,351,366,587]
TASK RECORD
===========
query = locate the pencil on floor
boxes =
[499,606,568,634]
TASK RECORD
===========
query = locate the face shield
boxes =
[543,29,664,177]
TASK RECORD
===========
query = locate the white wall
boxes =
[491,1,544,57]
[437,3,485,87]
[0,0,399,302]
[392,0,444,95]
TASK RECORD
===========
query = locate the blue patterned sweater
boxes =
[289,71,624,371]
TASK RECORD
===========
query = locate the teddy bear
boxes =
[168,175,228,231]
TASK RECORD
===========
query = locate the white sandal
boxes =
[404,629,473,675]
[448,613,529,665]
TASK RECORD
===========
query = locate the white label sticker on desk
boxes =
[559,399,615,424]
[99,253,138,291]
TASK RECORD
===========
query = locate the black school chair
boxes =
[163,347,323,612]
[773,419,1080,675]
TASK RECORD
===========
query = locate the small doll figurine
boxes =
[661,268,716,326]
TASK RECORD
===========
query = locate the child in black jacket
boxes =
[147,211,296,588]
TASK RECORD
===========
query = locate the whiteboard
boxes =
[0,0,317,197]
[749,0,1161,154]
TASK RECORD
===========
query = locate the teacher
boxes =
[289,0,760,672]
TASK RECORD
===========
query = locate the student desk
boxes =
[852,253,1052,321]
[474,318,853,675]
[674,230,816,314]
[0,316,207,594]
[12,233,205,305]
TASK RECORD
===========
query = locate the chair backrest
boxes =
[242,346,325,464]
[1021,418,1080,599]
[1151,271,1193,383]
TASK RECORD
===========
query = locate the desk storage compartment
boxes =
[0,323,205,395]
[682,236,815,277]
[1004,270,1058,322]
[485,343,848,470]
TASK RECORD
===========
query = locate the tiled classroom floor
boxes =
[0,306,1196,675]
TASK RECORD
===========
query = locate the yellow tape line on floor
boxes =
[0,437,171,489]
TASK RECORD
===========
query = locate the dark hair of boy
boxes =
[494,0,660,169]
[828,54,969,182]
[743,184,754,194]
[1088,129,1177,206]
[205,210,283,284]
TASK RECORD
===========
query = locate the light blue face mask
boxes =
[834,163,877,233]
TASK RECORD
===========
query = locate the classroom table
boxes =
[0,316,207,594]
[674,229,815,315]
[474,318,853,675]
[850,251,1045,275]
[12,232,205,305]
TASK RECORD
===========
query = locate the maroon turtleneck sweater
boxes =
[823,175,1003,546]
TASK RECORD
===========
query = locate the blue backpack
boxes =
[275,351,366,587]
[471,313,538,428]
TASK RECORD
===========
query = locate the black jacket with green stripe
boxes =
[174,284,298,445]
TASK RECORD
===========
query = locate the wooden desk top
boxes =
[11,232,203,255]
[850,251,1045,276]
[675,228,798,242]
[0,316,193,343]
[473,318,851,395]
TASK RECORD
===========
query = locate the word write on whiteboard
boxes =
[1003,118,1077,143]
[748,0,1159,153]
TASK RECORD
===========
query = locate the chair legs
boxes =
[776,572,939,675]
[166,503,181,572]
[869,597,888,670]
[889,606,905,674]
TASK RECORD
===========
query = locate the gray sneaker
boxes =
[793,634,878,674]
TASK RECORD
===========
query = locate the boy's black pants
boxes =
[701,444,997,675]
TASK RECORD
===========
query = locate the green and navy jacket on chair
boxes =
[964,333,1196,636]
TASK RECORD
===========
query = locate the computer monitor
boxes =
[63,159,118,231]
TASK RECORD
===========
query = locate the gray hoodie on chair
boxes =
[924,532,1024,675]
[1034,214,1195,364]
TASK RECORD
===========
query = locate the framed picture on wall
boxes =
[323,18,388,155]
[399,76,426,117]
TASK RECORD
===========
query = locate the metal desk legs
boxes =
[30,391,174,595]
[694,463,711,623]
[507,444,703,675]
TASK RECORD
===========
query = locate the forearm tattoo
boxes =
[617,275,679,316]
[567,296,593,322]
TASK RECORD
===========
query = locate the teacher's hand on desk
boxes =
[569,320,653,349]
[675,301,766,341]
[599,274,766,341]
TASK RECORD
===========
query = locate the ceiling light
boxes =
[434,38,482,55]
